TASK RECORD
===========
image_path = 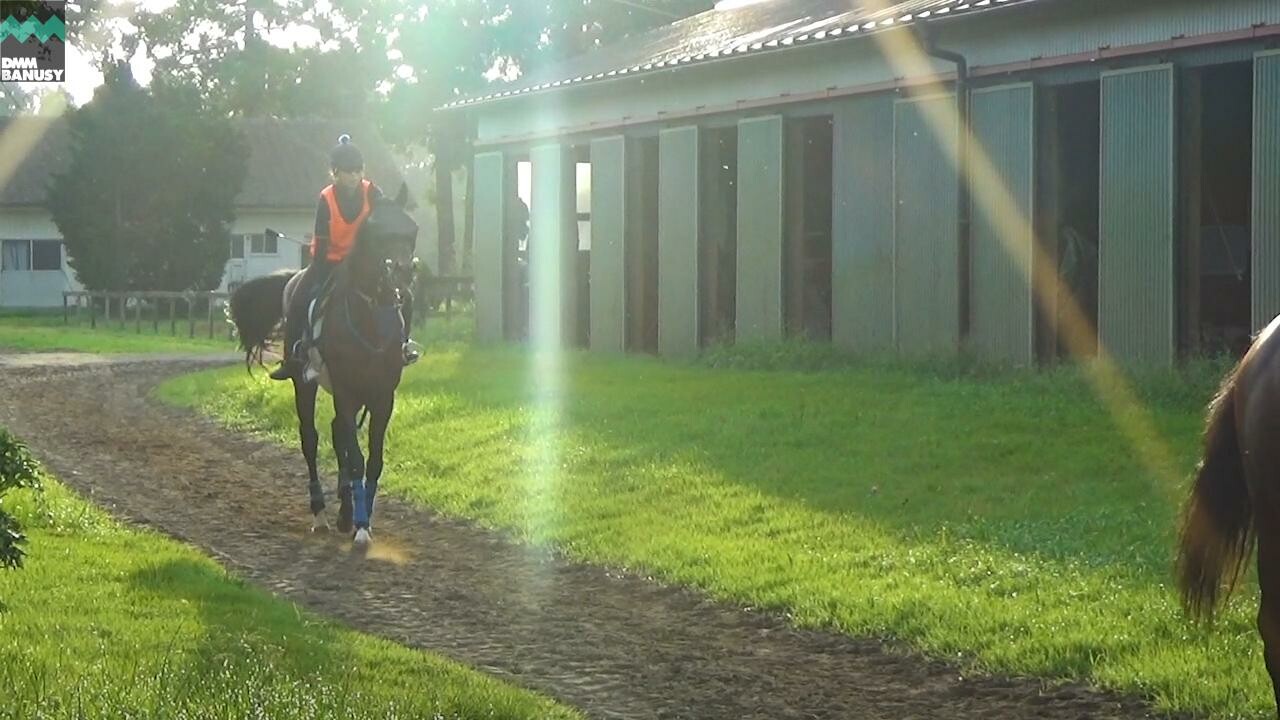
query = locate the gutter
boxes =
[921,24,971,346]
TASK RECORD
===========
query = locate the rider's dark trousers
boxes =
[282,260,334,360]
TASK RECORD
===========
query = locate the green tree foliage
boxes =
[46,63,249,292]
[0,428,41,570]
[75,1,712,273]
[0,83,33,115]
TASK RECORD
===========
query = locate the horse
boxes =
[226,189,419,547]
[1177,313,1280,714]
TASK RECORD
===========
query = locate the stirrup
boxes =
[402,340,422,366]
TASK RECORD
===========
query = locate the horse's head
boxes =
[348,184,420,305]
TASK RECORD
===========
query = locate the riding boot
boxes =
[269,342,305,380]
[269,344,305,380]
[400,289,420,367]
[270,301,307,381]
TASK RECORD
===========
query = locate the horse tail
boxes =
[1176,366,1254,622]
[227,269,295,373]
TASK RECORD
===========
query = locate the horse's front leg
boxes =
[364,394,395,531]
[293,378,326,531]
[333,395,368,543]
[331,415,353,534]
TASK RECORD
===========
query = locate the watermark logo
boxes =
[1,1,65,83]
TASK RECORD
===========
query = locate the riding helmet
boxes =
[330,133,364,172]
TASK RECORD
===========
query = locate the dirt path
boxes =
[0,355,1185,720]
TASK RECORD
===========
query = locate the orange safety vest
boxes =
[312,179,373,263]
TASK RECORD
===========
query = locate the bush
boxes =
[0,427,41,570]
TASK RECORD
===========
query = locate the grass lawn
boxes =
[158,328,1266,718]
[0,310,237,354]
[0,466,579,720]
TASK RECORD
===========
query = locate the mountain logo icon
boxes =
[0,1,66,83]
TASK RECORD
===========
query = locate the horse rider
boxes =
[268,134,420,381]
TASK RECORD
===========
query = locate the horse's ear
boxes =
[394,182,409,209]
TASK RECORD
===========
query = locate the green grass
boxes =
[158,336,1267,719]
[0,311,236,354]
[0,469,579,720]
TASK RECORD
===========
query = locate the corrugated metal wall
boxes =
[736,115,785,342]
[832,94,895,353]
[589,136,627,353]
[472,151,506,344]
[658,126,701,357]
[969,84,1036,365]
[1254,51,1280,332]
[894,95,960,356]
[1099,65,1176,365]
[529,143,578,350]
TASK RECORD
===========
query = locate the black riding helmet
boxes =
[330,133,364,172]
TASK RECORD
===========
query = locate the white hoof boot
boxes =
[353,528,372,546]
[311,512,329,532]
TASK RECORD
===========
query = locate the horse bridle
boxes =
[341,245,417,355]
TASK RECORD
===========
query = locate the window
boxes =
[249,232,277,255]
[1,240,30,270]
[1,239,61,271]
[230,235,245,259]
[32,240,61,270]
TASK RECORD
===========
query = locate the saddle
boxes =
[298,269,343,385]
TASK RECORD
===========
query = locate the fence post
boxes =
[91,293,99,329]
[135,295,142,334]
[188,294,196,339]
[62,293,68,325]
[169,298,177,335]
[152,296,159,334]
[207,294,215,339]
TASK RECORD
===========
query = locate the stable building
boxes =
[451,0,1280,366]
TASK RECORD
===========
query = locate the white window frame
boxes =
[247,232,278,256]
[1,239,62,271]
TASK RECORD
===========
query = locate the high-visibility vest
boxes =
[312,179,372,263]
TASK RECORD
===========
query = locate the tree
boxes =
[0,83,33,115]
[77,0,715,274]
[0,428,40,571]
[46,63,249,292]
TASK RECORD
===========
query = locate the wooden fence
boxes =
[419,276,475,322]
[62,290,235,339]
[61,277,475,339]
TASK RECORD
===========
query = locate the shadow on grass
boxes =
[400,337,1229,581]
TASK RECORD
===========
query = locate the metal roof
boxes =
[442,0,1047,111]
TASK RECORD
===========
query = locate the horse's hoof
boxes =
[311,512,329,533]
[353,528,372,546]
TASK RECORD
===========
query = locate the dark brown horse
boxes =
[1177,315,1280,713]
[226,190,418,547]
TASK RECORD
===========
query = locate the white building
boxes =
[0,116,415,307]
